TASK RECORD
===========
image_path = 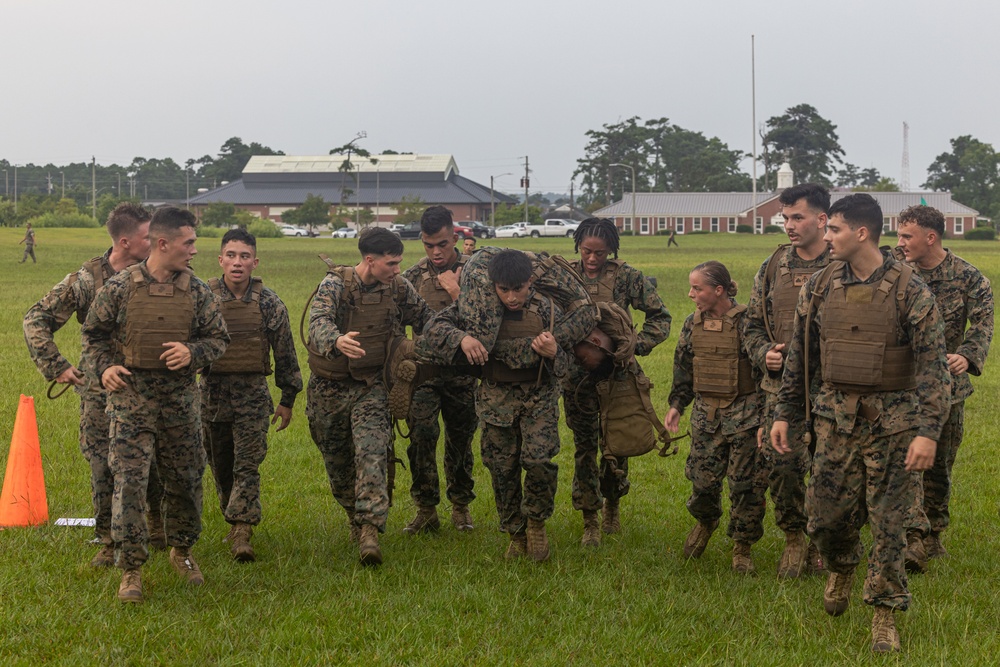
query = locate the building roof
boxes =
[245,154,459,178]
[593,192,779,217]
[829,191,978,216]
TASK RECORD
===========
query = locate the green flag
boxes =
[920,197,927,206]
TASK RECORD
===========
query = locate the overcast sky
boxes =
[5,0,998,197]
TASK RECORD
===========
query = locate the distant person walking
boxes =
[667,228,679,248]
[19,223,36,263]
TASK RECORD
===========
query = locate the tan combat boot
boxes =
[777,530,807,579]
[923,531,947,559]
[806,541,825,575]
[732,542,755,574]
[683,520,718,559]
[451,504,474,532]
[505,532,528,560]
[581,510,601,548]
[148,510,167,551]
[385,337,437,421]
[229,522,255,563]
[526,519,550,562]
[904,531,928,574]
[359,524,383,566]
[117,569,143,604]
[871,606,901,653]
[91,544,115,568]
[402,506,441,535]
[823,569,855,616]
[602,497,621,534]
[169,547,205,585]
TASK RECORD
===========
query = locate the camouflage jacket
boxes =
[81,260,229,428]
[744,245,830,395]
[200,276,303,421]
[23,249,116,398]
[667,304,762,436]
[568,259,672,356]
[774,251,950,439]
[307,270,431,363]
[402,249,464,313]
[906,250,993,403]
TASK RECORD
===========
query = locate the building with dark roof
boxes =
[187,154,518,226]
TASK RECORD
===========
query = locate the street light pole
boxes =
[3,169,7,198]
[490,172,513,226]
[610,163,636,235]
[14,165,18,214]
[60,171,65,198]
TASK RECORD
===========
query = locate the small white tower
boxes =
[777,162,794,190]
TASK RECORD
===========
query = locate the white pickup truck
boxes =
[525,219,579,237]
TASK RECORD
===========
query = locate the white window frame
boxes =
[710,217,719,232]
[693,217,702,232]
[658,217,666,231]
[755,216,763,233]
[955,217,964,235]
[883,217,892,233]
[623,217,632,232]
[676,218,685,234]
[640,217,649,234]
[728,217,737,233]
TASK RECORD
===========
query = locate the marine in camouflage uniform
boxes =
[306,228,431,565]
[23,205,166,567]
[893,212,994,565]
[773,195,950,653]
[401,239,477,533]
[82,207,229,602]
[200,230,302,562]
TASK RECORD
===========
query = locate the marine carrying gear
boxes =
[571,258,623,304]
[691,304,756,400]
[121,266,193,370]
[414,254,467,313]
[762,244,818,347]
[482,294,548,384]
[597,370,683,460]
[208,277,271,375]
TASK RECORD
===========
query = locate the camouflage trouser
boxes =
[563,372,629,512]
[479,385,560,534]
[685,424,766,544]
[203,415,270,526]
[760,391,812,533]
[906,401,964,536]
[81,397,164,546]
[807,416,915,611]
[307,376,392,531]
[108,417,205,570]
[405,376,477,508]
[21,245,36,263]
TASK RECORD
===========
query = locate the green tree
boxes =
[855,177,900,192]
[493,203,543,225]
[96,195,142,226]
[923,135,1000,218]
[574,116,650,206]
[201,202,239,227]
[392,195,426,226]
[762,104,845,187]
[191,137,285,185]
[283,194,331,233]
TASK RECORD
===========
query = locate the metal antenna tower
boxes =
[901,122,910,191]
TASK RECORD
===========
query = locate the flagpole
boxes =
[752,34,759,233]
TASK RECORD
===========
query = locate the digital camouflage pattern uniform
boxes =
[200,277,302,528]
[401,252,477,510]
[669,304,766,546]
[744,245,830,534]
[899,249,993,539]
[564,259,671,512]
[82,260,229,570]
[306,269,430,533]
[23,250,164,549]
[419,291,569,535]
[414,246,598,365]
[775,250,950,610]
[20,227,36,263]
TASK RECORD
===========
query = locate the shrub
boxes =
[736,224,754,234]
[248,218,283,239]
[882,231,897,237]
[28,212,99,228]
[963,228,995,240]
[763,224,784,234]
[196,225,224,238]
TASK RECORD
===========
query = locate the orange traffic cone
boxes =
[0,395,48,527]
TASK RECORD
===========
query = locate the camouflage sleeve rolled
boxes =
[742,259,774,377]
[81,276,129,381]
[902,281,951,440]
[23,269,92,381]
[261,287,302,408]
[187,279,230,369]
[397,276,432,334]
[773,278,819,424]
[401,263,422,287]
[619,263,671,356]
[667,314,696,413]
[307,273,346,359]
[957,271,993,376]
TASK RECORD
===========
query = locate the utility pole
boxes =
[522,156,529,223]
[185,169,190,209]
[569,181,574,213]
[751,34,759,233]
[901,121,911,192]
[91,156,97,220]
[13,165,18,214]
[118,173,122,200]
[60,171,65,198]
[46,173,53,195]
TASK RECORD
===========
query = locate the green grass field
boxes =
[1,228,997,665]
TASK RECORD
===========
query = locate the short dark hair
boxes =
[898,205,945,238]
[828,193,883,242]
[221,227,257,251]
[420,205,453,236]
[358,226,404,257]
[487,249,533,288]
[106,202,152,241]
[779,183,830,214]
[149,206,197,240]
[573,217,620,258]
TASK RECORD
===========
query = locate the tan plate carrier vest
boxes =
[72,255,112,324]
[482,294,549,384]
[208,277,271,375]
[307,264,403,382]
[691,304,755,420]
[571,258,622,306]
[763,245,820,348]
[819,262,916,395]
[121,266,194,370]
[415,254,468,313]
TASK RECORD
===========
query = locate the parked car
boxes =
[526,219,579,237]
[396,221,473,240]
[332,227,358,238]
[495,225,525,238]
[280,224,310,237]
[457,220,496,239]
